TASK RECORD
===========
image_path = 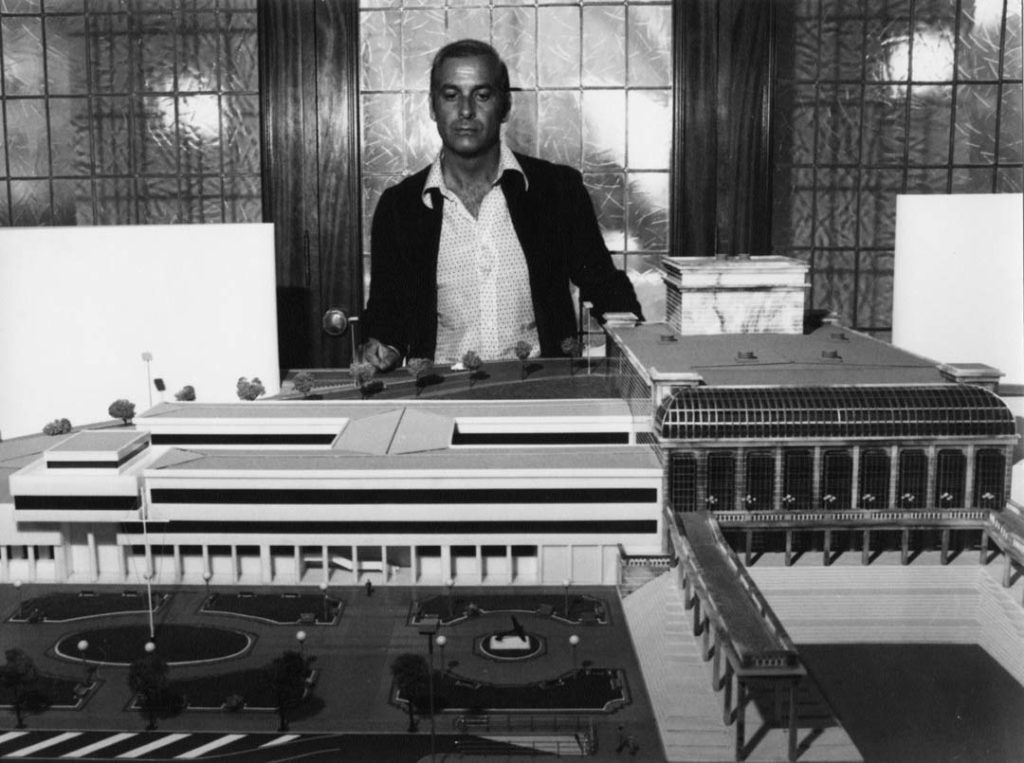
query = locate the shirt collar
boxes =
[421,142,527,209]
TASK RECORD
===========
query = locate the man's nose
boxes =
[457,94,474,117]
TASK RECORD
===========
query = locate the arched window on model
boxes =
[859,448,890,509]
[744,451,775,511]
[935,449,967,508]
[898,449,928,509]
[821,449,853,509]
[705,451,736,510]
[974,449,1006,509]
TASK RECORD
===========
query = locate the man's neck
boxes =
[441,146,501,218]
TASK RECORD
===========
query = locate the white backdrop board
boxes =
[893,194,1024,384]
[0,224,279,439]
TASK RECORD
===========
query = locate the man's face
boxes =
[430,54,508,160]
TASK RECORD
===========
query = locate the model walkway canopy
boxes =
[656,384,1017,441]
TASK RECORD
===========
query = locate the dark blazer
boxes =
[363,152,643,361]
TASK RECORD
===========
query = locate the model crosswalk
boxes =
[0,730,299,759]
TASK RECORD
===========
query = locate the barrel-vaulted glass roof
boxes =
[656,385,1017,441]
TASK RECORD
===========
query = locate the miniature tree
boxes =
[128,649,170,731]
[462,350,483,388]
[264,649,309,732]
[390,653,430,732]
[236,377,266,401]
[174,385,196,401]
[514,340,533,380]
[406,358,433,397]
[1,648,38,729]
[349,362,377,399]
[560,336,580,376]
[292,372,315,397]
[42,418,72,436]
[108,399,136,425]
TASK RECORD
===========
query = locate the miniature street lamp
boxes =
[569,634,580,672]
[319,581,330,622]
[77,639,91,686]
[13,579,22,619]
[562,578,571,620]
[202,570,212,599]
[419,615,441,761]
[296,630,307,658]
[144,641,156,654]
[436,634,447,670]
[446,578,455,619]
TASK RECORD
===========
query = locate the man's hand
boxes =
[361,338,402,372]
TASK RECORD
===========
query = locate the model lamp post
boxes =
[202,571,212,598]
[419,615,441,762]
[436,634,447,670]
[569,634,580,672]
[13,579,22,618]
[77,639,91,686]
[319,582,330,622]
[296,630,307,658]
[445,578,455,619]
[562,578,571,620]
[144,641,156,654]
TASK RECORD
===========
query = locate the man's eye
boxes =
[476,91,491,101]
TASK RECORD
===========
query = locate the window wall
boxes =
[0,0,261,226]
[772,0,1023,336]
[359,0,673,316]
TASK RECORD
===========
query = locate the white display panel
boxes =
[893,194,1024,384]
[0,224,279,439]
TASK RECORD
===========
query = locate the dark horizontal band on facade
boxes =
[120,519,658,534]
[15,496,140,510]
[151,434,337,445]
[450,430,630,445]
[46,442,151,469]
[149,488,659,504]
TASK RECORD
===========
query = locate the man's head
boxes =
[429,39,511,160]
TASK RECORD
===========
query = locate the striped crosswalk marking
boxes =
[62,733,139,759]
[116,733,189,759]
[0,733,29,746]
[258,734,300,748]
[176,734,244,759]
[8,732,82,757]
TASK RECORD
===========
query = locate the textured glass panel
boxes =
[771,166,798,249]
[361,10,403,91]
[181,175,223,223]
[582,90,624,170]
[10,179,50,225]
[958,0,1004,81]
[179,94,222,175]
[402,9,445,91]
[138,176,180,224]
[999,82,1022,163]
[0,183,11,225]
[811,250,856,325]
[792,19,821,81]
[404,90,437,171]
[778,166,816,248]
[996,167,1024,191]
[87,13,130,93]
[906,166,950,192]
[361,0,401,7]
[94,177,135,225]
[858,169,903,248]
[48,97,91,176]
[493,6,535,90]
[907,86,951,165]
[950,165,995,192]
[222,93,259,174]
[954,83,999,164]
[861,84,907,165]
[505,88,537,156]
[51,177,87,224]
[220,9,257,91]
[222,173,261,223]
[816,84,862,164]
[820,17,867,81]
[0,117,5,176]
[178,13,220,91]
[582,5,624,88]
[448,6,490,42]
[813,168,858,247]
[93,95,131,175]
[537,90,580,166]
[774,83,817,165]
[44,0,84,11]
[135,95,178,175]
[1004,3,1022,78]
[6,98,49,175]
[628,4,670,88]
[362,93,405,175]
[584,171,625,252]
[45,15,87,95]
[627,89,670,170]
[856,250,893,329]
[627,171,668,252]
[537,6,579,88]
[3,17,45,95]
[136,14,176,92]
[2,0,40,11]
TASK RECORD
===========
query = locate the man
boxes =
[362,39,642,372]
